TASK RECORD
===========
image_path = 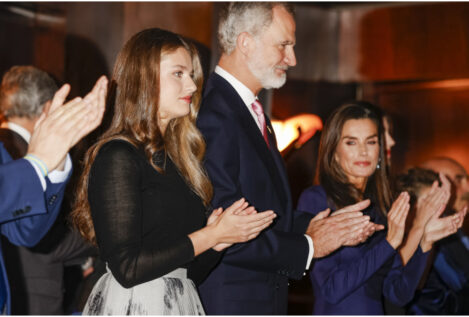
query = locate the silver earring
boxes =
[377,158,381,169]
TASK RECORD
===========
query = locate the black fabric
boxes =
[88,139,220,288]
[0,129,27,160]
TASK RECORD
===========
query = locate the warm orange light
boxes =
[271,113,323,152]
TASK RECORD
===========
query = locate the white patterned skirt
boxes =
[83,267,204,315]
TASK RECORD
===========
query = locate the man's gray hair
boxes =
[218,2,294,55]
[0,65,58,119]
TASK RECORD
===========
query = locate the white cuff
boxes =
[48,154,72,184]
[27,159,47,191]
[304,234,314,270]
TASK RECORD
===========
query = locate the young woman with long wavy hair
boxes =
[71,28,276,315]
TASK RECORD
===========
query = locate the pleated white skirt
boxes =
[83,267,204,315]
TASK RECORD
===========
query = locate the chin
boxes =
[353,170,375,178]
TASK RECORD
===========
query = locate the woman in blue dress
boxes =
[298,101,451,314]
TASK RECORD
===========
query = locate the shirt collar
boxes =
[215,66,257,107]
[4,121,31,143]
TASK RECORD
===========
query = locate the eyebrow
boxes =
[172,64,189,69]
[342,134,378,140]
[170,64,194,74]
[455,174,469,180]
[281,40,295,45]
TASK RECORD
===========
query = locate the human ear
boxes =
[237,32,254,56]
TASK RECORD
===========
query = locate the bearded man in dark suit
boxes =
[196,3,381,314]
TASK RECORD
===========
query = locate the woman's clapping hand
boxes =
[386,192,410,249]
[207,198,276,251]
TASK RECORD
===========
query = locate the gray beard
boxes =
[247,60,287,89]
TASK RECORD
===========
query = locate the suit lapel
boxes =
[265,115,291,203]
[209,74,289,207]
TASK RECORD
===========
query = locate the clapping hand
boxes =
[386,192,410,249]
[306,199,377,258]
[420,206,466,252]
[28,76,108,172]
[207,198,276,251]
[414,173,451,228]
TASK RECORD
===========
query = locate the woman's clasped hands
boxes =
[207,198,277,251]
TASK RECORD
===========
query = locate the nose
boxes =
[359,143,368,156]
[388,133,396,148]
[186,76,197,94]
[284,46,296,67]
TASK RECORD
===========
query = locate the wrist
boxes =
[420,240,432,252]
[386,236,400,250]
[420,235,433,252]
[188,225,218,256]
[412,214,428,226]
[24,153,49,177]
[408,225,425,239]
[203,224,220,247]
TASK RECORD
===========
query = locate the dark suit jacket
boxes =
[0,128,93,314]
[407,230,469,314]
[0,140,68,314]
[196,72,312,314]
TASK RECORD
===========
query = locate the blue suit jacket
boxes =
[0,143,68,314]
[196,73,312,314]
[298,185,428,315]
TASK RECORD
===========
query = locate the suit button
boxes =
[49,195,57,205]
[275,283,280,290]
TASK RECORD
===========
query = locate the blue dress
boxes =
[297,185,429,315]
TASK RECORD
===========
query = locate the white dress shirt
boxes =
[214,66,315,269]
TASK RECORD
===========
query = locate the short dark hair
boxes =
[0,65,57,119]
[396,167,440,205]
[318,101,391,216]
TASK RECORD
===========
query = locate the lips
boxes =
[181,96,192,103]
[275,66,288,74]
[354,161,371,167]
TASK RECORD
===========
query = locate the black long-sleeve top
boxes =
[88,139,220,288]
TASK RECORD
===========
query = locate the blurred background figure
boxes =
[0,65,96,314]
[421,157,469,235]
[397,159,469,314]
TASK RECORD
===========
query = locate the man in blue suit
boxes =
[0,74,107,314]
[0,66,97,314]
[197,3,377,314]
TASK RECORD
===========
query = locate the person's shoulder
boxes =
[95,139,142,165]
[202,73,239,112]
[301,185,327,199]
[297,185,328,214]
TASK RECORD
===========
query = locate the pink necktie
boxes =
[251,100,269,147]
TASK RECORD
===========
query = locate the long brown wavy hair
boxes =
[317,101,392,217]
[71,28,213,244]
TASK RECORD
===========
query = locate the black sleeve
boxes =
[188,248,223,285]
[88,141,195,288]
